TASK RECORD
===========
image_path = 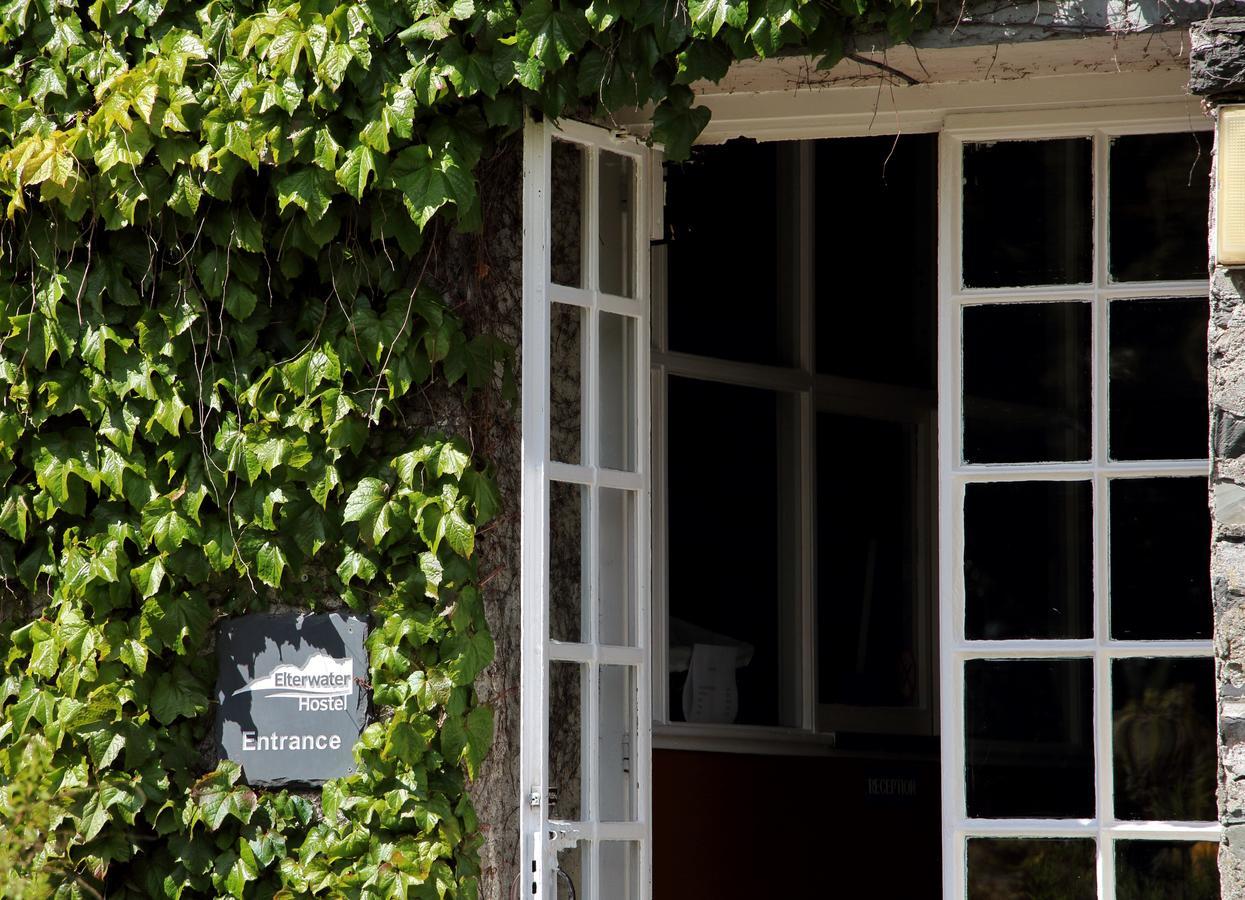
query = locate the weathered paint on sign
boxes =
[214,612,369,786]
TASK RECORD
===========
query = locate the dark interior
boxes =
[653,749,940,897]
[657,134,942,899]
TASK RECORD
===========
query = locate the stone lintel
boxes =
[1192,18,1245,100]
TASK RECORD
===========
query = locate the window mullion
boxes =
[649,364,667,726]
[797,141,816,731]
[1094,129,1110,298]
[1095,648,1117,898]
[648,164,669,732]
[797,389,814,731]
[798,140,815,374]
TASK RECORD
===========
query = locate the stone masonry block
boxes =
[1192,19,1245,98]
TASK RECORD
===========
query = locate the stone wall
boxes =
[1192,20,1245,896]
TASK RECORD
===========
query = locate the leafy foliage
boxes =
[0,0,931,895]
[0,735,79,898]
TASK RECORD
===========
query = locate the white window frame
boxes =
[520,114,658,900]
[936,108,1221,899]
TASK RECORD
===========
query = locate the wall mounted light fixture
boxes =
[1218,106,1245,266]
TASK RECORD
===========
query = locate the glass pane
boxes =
[815,134,937,388]
[817,412,925,707]
[599,841,641,900]
[1113,657,1216,822]
[599,151,635,298]
[549,661,584,821]
[965,658,1094,818]
[965,481,1093,640]
[1109,298,1209,461]
[967,838,1096,900]
[666,140,797,366]
[550,481,587,644]
[1110,478,1211,640]
[598,488,636,646]
[963,138,1092,288]
[556,840,587,900]
[550,303,584,465]
[1116,840,1220,900]
[551,139,586,289]
[598,665,637,822]
[1110,132,1212,282]
[668,376,795,727]
[963,302,1092,464]
[599,312,636,471]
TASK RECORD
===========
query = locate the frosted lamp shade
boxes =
[1219,107,1245,266]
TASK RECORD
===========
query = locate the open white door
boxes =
[520,115,655,900]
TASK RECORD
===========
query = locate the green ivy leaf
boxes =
[192,764,257,829]
[517,0,589,69]
[419,550,443,589]
[675,39,733,84]
[150,664,208,724]
[255,538,288,588]
[460,469,500,524]
[141,496,201,554]
[131,556,167,599]
[462,705,493,778]
[337,548,379,584]
[689,0,750,36]
[389,145,475,228]
[118,635,149,675]
[11,679,56,735]
[283,497,327,558]
[442,504,473,558]
[82,725,127,770]
[440,705,492,777]
[336,144,376,200]
[383,718,428,761]
[344,477,390,534]
[434,440,471,478]
[224,841,260,897]
[282,345,340,397]
[442,629,493,686]
[276,167,335,223]
[651,85,712,161]
[141,593,211,653]
[0,487,30,541]
[77,793,113,842]
[28,60,68,104]
[28,628,61,679]
[314,128,343,171]
[168,169,203,217]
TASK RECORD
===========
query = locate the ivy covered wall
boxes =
[0,0,934,897]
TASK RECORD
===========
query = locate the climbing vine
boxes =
[0,0,931,897]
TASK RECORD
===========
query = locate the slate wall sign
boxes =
[214,612,369,786]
